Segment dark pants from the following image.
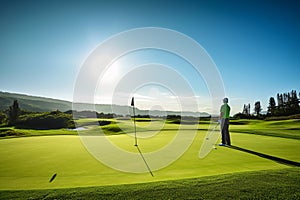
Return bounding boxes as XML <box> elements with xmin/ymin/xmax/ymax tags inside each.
<box><xmin>221</xmin><ymin>118</ymin><xmax>231</xmax><ymax>145</ymax></box>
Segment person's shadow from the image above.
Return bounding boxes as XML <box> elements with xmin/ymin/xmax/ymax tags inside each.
<box><xmin>227</xmin><ymin>145</ymin><xmax>300</xmax><ymax>167</ymax></box>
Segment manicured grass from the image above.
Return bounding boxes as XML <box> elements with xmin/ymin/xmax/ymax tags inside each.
<box><xmin>0</xmin><ymin>118</ymin><xmax>299</xmax><ymax>199</ymax></box>
<box><xmin>229</xmin><ymin>119</ymin><xmax>300</xmax><ymax>140</ymax></box>
<box><xmin>0</xmin><ymin>127</ymin><xmax>78</xmax><ymax>138</ymax></box>
<box><xmin>0</xmin><ymin>131</ymin><xmax>297</xmax><ymax>190</ymax></box>
<box><xmin>0</xmin><ymin>167</ymin><xmax>299</xmax><ymax>199</ymax></box>
<box><xmin>232</xmin><ymin>133</ymin><xmax>300</xmax><ymax>162</ymax></box>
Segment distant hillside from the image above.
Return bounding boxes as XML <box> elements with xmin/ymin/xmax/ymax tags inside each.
<box><xmin>0</xmin><ymin>91</ymin><xmax>72</xmax><ymax>112</ymax></box>
<box><xmin>0</xmin><ymin>91</ymin><xmax>210</xmax><ymax>117</ymax></box>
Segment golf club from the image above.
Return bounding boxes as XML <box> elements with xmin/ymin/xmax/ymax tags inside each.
<box><xmin>205</xmin><ymin>122</ymin><xmax>220</xmax><ymax>140</ymax></box>
<box><xmin>199</xmin><ymin>121</ymin><xmax>221</xmax><ymax>158</ymax></box>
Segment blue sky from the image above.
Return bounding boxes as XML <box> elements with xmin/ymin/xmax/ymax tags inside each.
<box><xmin>0</xmin><ymin>0</ymin><xmax>299</xmax><ymax>114</ymax></box>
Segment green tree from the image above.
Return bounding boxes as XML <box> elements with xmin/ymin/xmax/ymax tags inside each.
<box><xmin>8</xmin><ymin>100</ymin><xmax>20</xmax><ymax>125</ymax></box>
<box><xmin>242</xmin><ymin>104</ymin><xmax>247</xmax><ymax>114</ymax></box>
<box><xmin>267</xmin><ymin>97</ymin><xmax>276</xmax><ymax>116</ymax></box>
<box><xmin>254</xmin><ymin>101</ymin><xmax>262</xmax><ymax>116</ymax></box>
<box><xmin>272</xmin><ymin>90</ymin><xmax>299</xmax><ymax>116</ymax></box>
<box><xmin>290</xmin><ymin>90</ymin><xmax>299</xmax><ymax>113</ymax></box>
<box><xmin>242</xmin><ymin>104</ymin><xmax>251</xmax><ymax>116</ymax></box>
<box><xmin>277</xmin><ymin>93</ymin><xmax>284</xmax><ymax>115</ymax></box>
<box><xmin>0</xmin><ymin>112</ymin><xmax>7</xmax><ymax>125</ymax></box>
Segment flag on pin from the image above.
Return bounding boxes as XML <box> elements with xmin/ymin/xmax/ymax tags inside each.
<box><xmin>131</xmin><ymin>97</ymin><xmax>134</xmax><ymax>106</ymax></box>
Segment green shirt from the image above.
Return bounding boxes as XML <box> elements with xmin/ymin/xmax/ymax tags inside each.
<box><xmin>220</xmin><ymin>103</ymin><xmax>230</xmax><ymax>119</ymax></box>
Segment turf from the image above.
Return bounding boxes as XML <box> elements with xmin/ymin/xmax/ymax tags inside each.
<box><xmin>0</xmin><ymin>132</ymin><xmax>297</xmax><ymax>190</ymax></box>
<box><xmin>0</xmin><ymin>118</ymin><xmax>299</xmax><ymax>199</ymax></box>
<box><xmin>0</xmin><ymin>127</ymin><xmax>78</xmax><ymax>138</ymax></box>
<box><xmin>0</xmin><ymin>167</ymin><xmax>299</xmax><ymax>199</ymax></box>
<box><xmin>229</xmin><ymin>119</ymin><xmax>300</xmax><ymax>140</ymax></box>
<box><xmin>232</xmin><ymin>133</ymin><xmax>300</xmax><ymax>162</ymax></box>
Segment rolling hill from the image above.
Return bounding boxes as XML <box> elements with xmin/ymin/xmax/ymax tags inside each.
<box><xmin>0</xmin><ymin>91</ymin><xmax>210</xmax><ymax>117</ymax></box>
<box><xmin>0</xmin><ymin>91</ymin><xmax>71</xmax><ymax>112</ymax></box>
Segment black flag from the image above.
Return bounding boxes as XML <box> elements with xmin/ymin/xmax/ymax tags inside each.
<box><xmin>131</xmin><ymin>97</ymin><xmax>134</xmax><ymax>106</ymax></box>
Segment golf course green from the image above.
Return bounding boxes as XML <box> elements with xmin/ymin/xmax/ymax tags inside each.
<box><xmin>0</xmin><ymin>119</ymin><xmax>299</xmax><ymax>199</ymax></box>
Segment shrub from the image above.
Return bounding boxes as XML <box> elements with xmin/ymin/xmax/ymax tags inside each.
<box><xmin>0</xmin><ymin>112</ymin><xmax>7</xmax><ymax>125</ymax></box>
<box><xmin>15</xmin><ymin>111</ymin><xmax>75</xmax><ymax>129</ymax></box>
<box><xmin>0</xmin><ymin>128</ymin><xmax>23</xmax><ymax>137</ymax></box>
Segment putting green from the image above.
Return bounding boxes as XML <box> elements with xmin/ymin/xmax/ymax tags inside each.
<box><xmin>0</xmin><ymin>129</ymin><xmax>296</xmax><ymax>190</ymax></box>
<box><xmin>232</xmin><ymin>133</ymin><xmax>300</xmax><ymax>162</ymax></box>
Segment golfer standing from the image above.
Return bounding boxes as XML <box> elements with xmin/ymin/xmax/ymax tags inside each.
<box><xmin>219</xmin><ymin>97</ymin><xmax>231</xmax><ymax>146</ymax></box>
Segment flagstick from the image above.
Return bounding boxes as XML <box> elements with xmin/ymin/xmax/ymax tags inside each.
<box><xmin>131</xmin><ymin>97</ymin><xmax>154</xmax><ymax>177</ymax></box>
<box><xmin>133</xmin><ymin>103</ymin><xmax>138</xmax><ymax>146</ymax></box>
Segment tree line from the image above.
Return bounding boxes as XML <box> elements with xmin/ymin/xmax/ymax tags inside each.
<box><xmin>268</xmin><ymin>90</ymin><xmax>300</xmax><ymax>116</ymax></box>
<box><xmin>235</xmin><ymin>90</ymin><xmax>300</xmax><ymax>119</ymax></box>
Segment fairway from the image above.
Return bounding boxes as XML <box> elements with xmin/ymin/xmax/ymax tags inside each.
<box><xmin>1</xmin><ymin>120</ymin><xmax>299</xmax><ymax>190</ymax></box>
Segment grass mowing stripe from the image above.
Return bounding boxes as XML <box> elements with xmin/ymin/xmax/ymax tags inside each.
<box><xmin>0</xmin><ymin>167</ymin><xmax>299</xmax><ymax>199</ymax></box>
